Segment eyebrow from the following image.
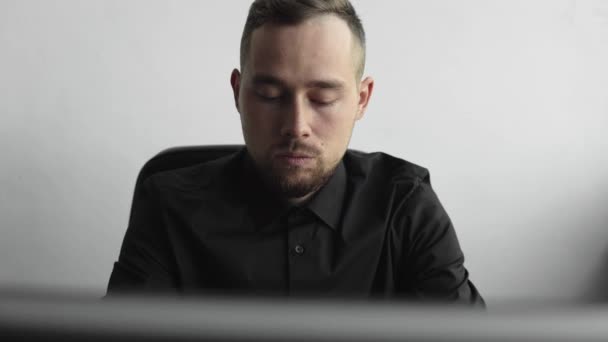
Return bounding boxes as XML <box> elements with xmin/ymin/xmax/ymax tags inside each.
<box><xmin>251</xmin><ymin>74</ymin><xmax>345</xmax><ymax>90</ymax></box>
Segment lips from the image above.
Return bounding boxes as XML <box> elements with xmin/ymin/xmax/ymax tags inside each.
<box><xmin>274</xmin><ymin>152</ymin><xmax>315</xmax><ymax>167</ymax></box>
<box><xmin>276</xmin><ymin>153</ymin><xmax>313</xmax><ymax>158</ymax></box>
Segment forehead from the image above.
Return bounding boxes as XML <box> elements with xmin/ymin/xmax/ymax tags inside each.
<box><xmin>246</xmin><ymin>15</ymin><xmax>358</xmax><ymax>84</ymax></box>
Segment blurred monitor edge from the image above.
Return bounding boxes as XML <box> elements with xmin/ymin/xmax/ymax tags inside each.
<box><xmin>2</xmin><ymin>288</ymin><xmax>608</xmax><ymax>341</ymax></box>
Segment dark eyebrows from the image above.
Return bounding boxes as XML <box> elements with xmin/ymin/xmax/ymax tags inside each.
<box><xmin>251</xmin><ymin>74</ymin><xmax>285</xmax><ymax>87</ymax></box>
<box><xmin>251</xmin><ymin>74</ymin><xmax>345</xmax><ymax>91</ymax></box>
<box><xmin>306</xmin><ymin>79</ymin><xmax>345</xmax><ymax>90</ymax></box>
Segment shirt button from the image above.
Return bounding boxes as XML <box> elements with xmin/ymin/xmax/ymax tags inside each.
<box><xmin>294</xmin><ymin>245</ymin><xmax>305</xmax><ymax>255</ymax></box>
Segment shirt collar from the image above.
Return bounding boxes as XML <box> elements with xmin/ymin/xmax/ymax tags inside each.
<box><xmin>240</xmin><ymin>150</ymin><xmax>288</xmax><ymax>229</ymax></box>
<box><xmin>240</xmin><ymin>149</ymin><xmax>347</xmax><ymax>231</ymax></box>
<box><xmin>305</xmin><ymin>160</ymin><xmax>346</xmax><ymax>231</ymax></box>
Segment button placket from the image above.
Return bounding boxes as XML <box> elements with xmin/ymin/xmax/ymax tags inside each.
<box><xmin>286</xmin><ymin>208</ymin><xmax>320</xmax><ymax>295</ymax></box>
<box><xmin>294</xmin><ymin>244</ymin><xmax>305</xmax><ymax>255</ymax></box>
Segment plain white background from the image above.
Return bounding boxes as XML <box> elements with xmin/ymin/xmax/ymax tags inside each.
<box><xmin>1</xmin><ymin>0</ymin><xmax>607</xmax><ymax>304</ymax></box>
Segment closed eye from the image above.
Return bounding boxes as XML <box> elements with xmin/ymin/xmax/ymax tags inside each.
<box><xmin>311</xmin><ymin>98</ymin><xmax>337</xmax><ymax>107</ymax></box>
<box><xmin>256</xmin><ymin>93</ymin><xmax>282</xmax><ymax>102</ymax></box>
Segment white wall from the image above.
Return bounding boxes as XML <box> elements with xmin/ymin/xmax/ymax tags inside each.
<box><xmin>1</xmin><ymin>0</ymin><xmax>607</xmax><ymax>303</ymax></box>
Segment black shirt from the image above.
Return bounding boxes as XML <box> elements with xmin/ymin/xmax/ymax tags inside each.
<box><xmin>107</xmin><ymin>148</ymin><xmax>484</xmax><ymax>305</ymax></box>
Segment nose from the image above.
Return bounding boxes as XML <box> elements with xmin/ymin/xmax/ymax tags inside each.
<box><xmin>280</xmin><ymin>96</ymin><xmax>311</xmax><ymax>139</ymax></box>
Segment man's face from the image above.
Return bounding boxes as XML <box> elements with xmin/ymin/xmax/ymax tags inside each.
<box><xmin>231</xmin><ymin>14</ymin><xmax>373</xmax><ymax>201</ymax></box>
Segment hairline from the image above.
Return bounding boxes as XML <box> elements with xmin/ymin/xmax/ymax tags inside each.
<box><xmin>240</xmin><ymin>14</ymin><xmax>366</xmax><ymax>82</ymax></box>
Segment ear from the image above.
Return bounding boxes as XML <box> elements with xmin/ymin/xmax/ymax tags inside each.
<box><xmin>355</xmin><ymin>76</ymin><xmax>374</xmax><ymax>121</ymax></box>
<box><xmin>230</xmin><ymin>68</ymin><xmax>241</xmax><ymax>113</ymax></box>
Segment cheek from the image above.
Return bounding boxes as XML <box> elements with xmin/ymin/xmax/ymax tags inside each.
<box><xmin>317</xmin><ymin>104</ymin><xmax>357</xmax><ymax>138</ymax></box>
<box><xmin>241</xmin><ymin>99</ymin><xmax>273</xmax><ymax>129</ymax></box>
<box><xmin>240</xmin><ymin>101</ymin><xmax>281</xmax><ymax>152</ymax></box>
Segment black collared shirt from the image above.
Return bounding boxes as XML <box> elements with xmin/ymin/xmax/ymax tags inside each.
<box><xmin>107</xmin><ymin>148</ymin><xmax>484</xmax><ymax>305</ymax></box>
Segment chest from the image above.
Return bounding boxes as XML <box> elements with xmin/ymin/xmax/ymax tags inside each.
<box><xmin>170</xmin><ymin>214</ymin><xmax>399</xmax><ymax>296</ymax></box>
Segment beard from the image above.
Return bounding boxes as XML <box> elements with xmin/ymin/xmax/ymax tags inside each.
<box><xmin>253</xmin><ymin>141</ymin><xmax>338</xmax><ymax>200</ymax></box>
<box><xmin>267</xmin><ymin>158</ymin><xmax>336</xmax><ymax>198</ymax></box>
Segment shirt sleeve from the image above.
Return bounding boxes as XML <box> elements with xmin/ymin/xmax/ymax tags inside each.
<box><xmin>396</xmin><ymin>175</ymin><xmax>485</xmax><ymax>307</ymax></box>
<box><xmin>106</xmin><ymin>176</ymin><xmax>178</xmax><ymax>295</ymax></box>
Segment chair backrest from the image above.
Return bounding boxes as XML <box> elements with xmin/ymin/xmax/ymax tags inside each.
<box><xmin>135</xmin><ymin>145</ymin><xmax>243</xmax><ymax>188</ymax></box>
<box><xmin>129</xmin><ymin>144</ymin><xmax>243</xmax><ymax>225</ymax></box>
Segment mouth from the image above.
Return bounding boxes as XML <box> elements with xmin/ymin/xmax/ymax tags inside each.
<box><xmin>274</xmin><ymin>153</ymin><xmax>315</xmax><ymax>167</ymax></box>
<box><xmin>276</xmin><ymin>153</ymin><xmax>314</xmax><ymax>158</ymax></box>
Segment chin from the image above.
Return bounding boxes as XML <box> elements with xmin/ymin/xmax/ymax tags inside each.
<box><xmin>278</xmin><ymin>178</ymin><xmax>323</xmax><ymax>199</ymax></box>
<box><xmin>273</xmin><ymin>164</ymin><xmax>335</xmax><ymax>199</ymax></box>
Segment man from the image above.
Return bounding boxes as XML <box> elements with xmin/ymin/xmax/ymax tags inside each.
<box><xmin>108</xmin><ymin>0</ymin><xmax>484</xmax><ymax>305</ymax></box>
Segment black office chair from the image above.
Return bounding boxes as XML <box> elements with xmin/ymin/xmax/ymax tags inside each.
<box><xmin>128</xmin><ymin>144</ymin><xmax>244</xmax><ymax>227</ymax></box>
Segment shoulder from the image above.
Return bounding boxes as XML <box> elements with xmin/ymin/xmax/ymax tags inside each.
<box><xmin>343</xmin><ymin>151</ymin><xmax>456</xmax><ymax>247</ymax></box>
<box><xmin>339</xmin><ymin>150</ymin><xmax>447</xmax><ymax>244</ymax></box>
<box><xmin>343</xmin><ymin>149</ymin><xmax>430</xmax><ymax>187</ymax></box>
<box><xmin>342</xmin><ymin>149</ymin><xmax>444</xmax><ymax>219</ymax></box>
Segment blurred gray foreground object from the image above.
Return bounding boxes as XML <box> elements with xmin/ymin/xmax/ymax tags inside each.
<box><xmin>1</xmin><ymin>290</ymin><xmax>608</xmax><ymax>341</ymax></box>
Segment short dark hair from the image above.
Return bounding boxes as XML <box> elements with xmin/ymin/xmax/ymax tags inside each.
<box><xmin>240</xmin><ymin>0</ymin><xmax>366</xmax><ymax>79</ymax></box>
